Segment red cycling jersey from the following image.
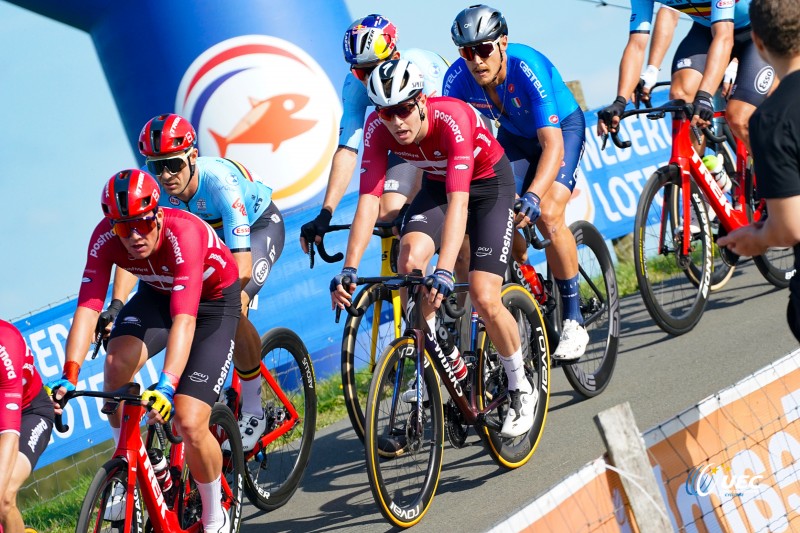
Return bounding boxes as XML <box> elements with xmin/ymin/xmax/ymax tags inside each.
<box><xmin>79</xmin><ymin>208</ymin><xmax>240</xmax><ymax>318</ymax></box>
<box><xmin>360</xmin><ymin>96</ymin><xmax>505</xmax><ymax>195</ymax></box>
<box><xmin>0</xmin><ymin>319</ymin><xmax>42</xmax><ymax>435</ymax></box>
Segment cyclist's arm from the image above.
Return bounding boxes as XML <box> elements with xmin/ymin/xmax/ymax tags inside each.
<box><xmin>718</xmin><ymin>196</ymin><xmax>800</xmax><ymax>255</ymax></box>
<box><xmin>343</xmin><ymin>193</ymin><xmax>381</xmax><ymax>270</ymax></box>
<box><xmin>111</xmin><ymin>266</ymin><xmax>138</xmax><ymax>301</ymax></box>
<box><xmin>697</xmin><ymin>21</ymin><xmax>735</xmax><ymax>96</ymax></box>
<box><xmin>0</xmin><ymin>432</ymin><xmax>20</xmax><ymax>496</ymax></box>
<box><xmin>437</xmin><ymin>191</ymin><xmax>469</xmax><ymax>272</ymax></box>
<box><xmin>162</xmin><ymin>314</ymin><xmax>196</xmax><ymax>384</ymax></box>
<box><xmin>617</xmin><ymin>33</ymin><xmax>650</xmax><ymax>101</ymax></box>
<box><xmin>527</xmin><ymin>127</ymin><xmax>565</xmax><ymax>199</ymax></box>
<box><xmin>64</xmin><ymin>306</ymin><xmax>102</xmax><ymax>370</ymax></box>
<box><xmin>647</xmin><ymin>7</ymin><xmax>680</xmax><ymax>73</ymax></box>
<box><xmin>321</xmin><ymin>147</ymin><xmax>359</xmax><ymax>214</ymax></box>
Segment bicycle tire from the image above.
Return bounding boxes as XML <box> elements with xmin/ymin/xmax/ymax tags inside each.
<box><xmin>341</xmin><ymin>283</ymin><xmax>397</xmax><ymax>443</ymax></box>
<box><xmin>364</xmin><ymin>336</ymin><xmax>444</xmax><ymax>528</ymax></box>
<box><xmin>561</xmin><ymin>221</ymin><xmax>620</xmax><ymax>397</ymax></box>
<box><xmin>201</xmin><ymin>403</ymin><xmax>245</xmax><ymax>532</ymax></box>
<box><xmin>242</xmin><ymin>327</ymin><xmax>316</xmax><ymax>511</ymax></box>
<box><xmin>634</xmin><ymin>165</ymin><xmax>712</xmax><ymax>335</ymax></box>
<box><xmin>476</xmin><ymin>284</ymin><xmax>549</xmax><ymax>468</ymax></box>
<box><xmin>76</xmin><ymin>457</ymin><xmax>143</xmax><ymax>533</ymax></box>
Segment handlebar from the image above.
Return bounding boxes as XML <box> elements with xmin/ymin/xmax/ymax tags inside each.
<box><xmin>520</xmin><ymin>224</ymin><xmax>552</xmax><ymax>250</ymax></box>
<box><xmin>309</xmin><ymin>222</ymin><xmax>396</xmax><ymax>268</ymax></box>
<box><xmin>54</xmin><ymin>383</ymin><xmax>182</xmax><ymax>444</ymax></box>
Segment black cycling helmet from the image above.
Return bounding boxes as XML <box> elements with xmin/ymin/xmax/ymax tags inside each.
<box><xmin>451</xmin><ymin>4</ymin><xmax>508</xmax><ymax>47</ymax></box>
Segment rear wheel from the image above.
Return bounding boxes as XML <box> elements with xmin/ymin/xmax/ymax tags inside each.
<box><xmin>747</xmin><ymin>171</ymin><xmax>796</xmax><ymax>288</ymax></box>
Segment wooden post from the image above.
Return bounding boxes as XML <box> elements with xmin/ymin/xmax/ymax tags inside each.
<box><xmin>594</xmin><ymin>402</ymin><xmax>673</xmax><ymax>532</ymax></box>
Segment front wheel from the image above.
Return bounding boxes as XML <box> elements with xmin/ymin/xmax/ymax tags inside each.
<box><xmin>76</xmin><ymin>458</ymin><xmax>142</xmax><ymax>532</ymax></box>
<box><xmin>203</xmin><ymin>403</ymin><xmax>245</xmax><ymax>532</ymax></box>
<box><xmin>364</xmin><ymin>336</ymin><xmax>444</xmax><ymax>529</ymax></box>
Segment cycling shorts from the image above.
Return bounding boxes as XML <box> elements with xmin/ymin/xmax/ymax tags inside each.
<box><xmin>672</xmin><ymin>23</ymin><xmax>775</xmax><ymax>107</ymax></box>
<box><xmin>497</xmin><ymin>108</ymin><xmax>586</xmax><ymax>195</ymax></box>
<box><xmin>401</xmin><ymin>155</ymin><xmax>516</xmax><ymax>278</ymax></box>
<box><xmin>110</xmin><ymin>282</ymin><xmax>241</xmax><ymax>406</ymax></box>
<box><xmin>243</xmin><ymin>201</ymin><xmax>285</xmax><ymax>300</ymax></box>
<box><xmin>384</xmin><ymin>152</ymin><xmax>420</xmax><ymax>198</ymax></box>
<box><xmin>19</xmin><ymin>387</ymin><xmax>54</xmax><ymax>470</ymax></box>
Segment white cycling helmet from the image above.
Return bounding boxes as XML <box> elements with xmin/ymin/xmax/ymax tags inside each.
<box><xmin>366</xmin><ymin>58</ymin><xmax>424</xmax><ymax>107</ymax></box>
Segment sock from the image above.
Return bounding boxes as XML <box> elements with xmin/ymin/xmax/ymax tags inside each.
<box><xmin>111</xmin><ymin>426</ymin><xmax>121</xmax><ymax>446</ymax></box>
<box><xmin>426</xmin><ymin>316</ymin><xmax>436</xmax><ymax>336</ymax></box>
<box><xmin>197</xmin><ymin>475</ymin><xmax>224</xmax><ymax>529</ymax></box>
<box><xmin>236</xmin><ymin>366</ymin><xmax>263</xmax><ymax>417</ymax></box>
<box><xmin>556</xmin><ymin>275</ymin><xmax>583</xmax><ymax>324</ymax></box>
<box><xmin>498</xmin><ymin>348</ymin><xmax>531</xmax><ymax>393</ymax></box>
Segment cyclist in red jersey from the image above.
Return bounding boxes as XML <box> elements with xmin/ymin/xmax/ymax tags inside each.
<box><xmin>330</xmin><ymin>59</ymin><xmax>535</xmax><ymax>438</ymax></box>
<box><xmin>0</xmin><ymin>320</ymin><xmax>53</xmax><ymax>533</ymax></box>
<box><xmin>46</xmin><ymin>170</ymin><xmax>240</xmax><ymax>533</ymax></box>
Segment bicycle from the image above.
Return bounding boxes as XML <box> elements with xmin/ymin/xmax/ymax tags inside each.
<box><xmin>506</xmin><ymin>220</ymin><xmax>620</xmax><ymax>397</ymax></box>
<box><xmin>607</xmin><ymin>95</ymin><xmax>795</xmax><ymax>335</ymax></box>
<box><xmin>223</xmin><ymin>327</ymin><xmax>317</xmax><ymax>511</ymax></box>
<box><xmin>55</xmin><ymin>383</ymin><xmax>244</xmax><ymax>532</ymax></box>
<box><xmin>349</xmin><ymin>272</ymin><xmax>549</xmax><ymax>528</ymax></box>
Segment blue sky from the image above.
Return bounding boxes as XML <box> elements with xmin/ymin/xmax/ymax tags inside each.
<box><xmin>0</xmin><ymin>0</ymin><xmax>691</xmax><ymax>319</ymax></box>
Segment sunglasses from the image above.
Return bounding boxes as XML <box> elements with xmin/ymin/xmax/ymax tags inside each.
<box><xmin>146</xmin><ymin>151</ymin><xmax>190</xmax><ymax>176</ymax></box>
<box><xmin>376</xmin><ymin>100</ymin><xmax>418</xmax><ymax>121</ymax></box>
<box><xmin>110</xmin><ymin>211</ymin><xmax>159</xmax><ymax>238</ymax></box>
<box><xmin>458</xmin><ymin>39</ymin><xmax>499</xmax><ymax>61</ymax></box>
<box><xmin>350</xmin><ymin>62</ymin><xmax>380</xmax><ymax>82</ymax></box>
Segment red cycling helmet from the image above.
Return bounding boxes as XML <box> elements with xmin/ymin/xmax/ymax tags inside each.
<box><xmin>138</xmin><ymin>114</ymin><xmax>197</xmax><ymax>157</ymax></box>
<box><xmin>101</xmin><ymin>169</ymin><xmax>161</xmax><ymax>220</ymax></box>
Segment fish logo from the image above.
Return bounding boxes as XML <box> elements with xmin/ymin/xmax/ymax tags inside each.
<box><xmin>177</xmin><ymin>35</ymin><xmax>341</xmax><ymax>210</ymax></box>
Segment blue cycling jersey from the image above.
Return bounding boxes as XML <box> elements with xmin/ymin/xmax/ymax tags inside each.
<box><xmin>156</xmin><ymin>157</ymin><xmax>273</xmax><ymax>253</ymax></box>
<box><xmin>338</xmin><ymin>48</ymin><xmax>448</xmax><ymax>151</ymax></box>
<box><xmin>630</xmin><ymin>0</ymin><xmax>751</xmax><ymax>32</ymax></box>
<box><xmin>442</xmin><ymin>43</ymin><xmax>580</xmax><ymax>139</ymax></box>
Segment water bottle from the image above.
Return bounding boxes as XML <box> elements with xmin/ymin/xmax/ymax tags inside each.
<box><xmin>520</xmin><ymin>263</ymin><xmax>546</xmax><ymax>303</ymax></box>
<box><xmin>436</xmin><ymin>323</ymin><xmax>468</xmax><ymax>382</ymax></box>
<box><xmin>702</xmin><ymin>155</ymin><xmax>732</xmax><ymax>193</ymax></box>
<box><xmin>147</xmin><ymin>448</ymin><xmax>174</xmax><ymax>500</ymax></box>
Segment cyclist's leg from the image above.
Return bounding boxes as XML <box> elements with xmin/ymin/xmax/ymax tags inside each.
<box><xmin>670</xmin><ymin>23</ymin><xmax>708</xmax><ymax>153</ymax></box>
<box><xmin>378</xmin><ymin>156</ymin><xmax>421</xmax><ymax>221</ymax></box>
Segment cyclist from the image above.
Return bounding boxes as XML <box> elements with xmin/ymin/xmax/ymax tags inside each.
<box><xmin>0</xmin><ymin>320</ymin><xmax>53</xmax><ymax>533</ymax></box>
<box><xmin>103</xmin><ymin>113</ymin><xmax>284</xmax><ymax>453</ymax></box>
<box><xmin>47</xmin><ymin>170</ymin><xmax>240</xmax><ymax>533</ymax></box>
<box><xmin>330</xmin><ymin>59</ymin><xmax>535</xmax><ymax>438</ymax></box>
<box><xmin>299</xmin><ymin>13</ymin><xmax>448</xmax><ymax>251</ymax></box>
<box><xmin>597</xmin><ymin>0</ymin><xmax>775</xmax><ymax>152</ymax></box>
<box><xmin>443</xmin><ymin>4</ymin><xmax>589</xmax><ymax>362</ymax></box>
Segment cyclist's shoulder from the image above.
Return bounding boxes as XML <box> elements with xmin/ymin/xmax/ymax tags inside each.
<box><xmin>507</xmin><ymin>43</ymin><xmax>551</xmax><ymax>69</ymax></box>
<box><xmin>0</xmin><ymin>319</ymin><xmax>25</xmax><ymax>360</ymax></box>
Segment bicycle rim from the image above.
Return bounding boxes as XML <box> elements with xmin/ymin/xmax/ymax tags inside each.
<box><xmin>365</xmin><ymin>336</ymin><xmax>444</xmax><ymax>528</ymax></box>
<box><xmin>76</xmin><ymin>458</ymin><xmax>142</xmax><ymax>533</ymax></box>
<box><xmin>477</xmin><ymin>284</ymin><xmax>549</xmax><ymax>468</ymax></box>
<box><xmin>561</xmin><ymin>221</ymin><xmax>620</xmax><ymax>397</ymax></box>
<box><xmin>634</xmin><ymin>167</ymin><xmax>712</xmax><ymax>335</ymax></box>
<box><xmin>342</xmin><ymin>283</ymin><xmax>397</xmax><ymax>442</ymax></box>
<box><xmin>202</xmin><ymin>404</ymin><xmax>244</xmax><ymax>532</ymax></box>
<box><xmin>747</xmin><ymin>172</ymin><xmax>796</xmax><ymax>288</ymax></box>
<box><xmin>243</xmin><ymin>327</ymin><xmax>317</xmax><ymax>511</ymax></box>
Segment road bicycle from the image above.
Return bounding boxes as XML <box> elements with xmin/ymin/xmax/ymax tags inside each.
<box><xmin>506</xmin><ymin>220</ymin><xmax>620</xmax><ymax>397</ymax></box>
<box><xmin>346</xmin><ymin>272</ymin><xmax>549</xmax><ymax>528</ymax></box>
<box><xmin>607</xmin><ymin>94</ymin><xmax>795</xmax><ymax>335</ymax></box>
<box><xmin>222</xmin><ymin>327</ymin><xmax>316</xmax><ymax>511</ymax></box>
<box><xmin>56</xmin><ymin>383</ymin><xmax>244</xmax><ymax>532</ymax></box>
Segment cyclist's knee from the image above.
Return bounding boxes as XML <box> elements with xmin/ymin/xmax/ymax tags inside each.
<box><xmin>725</xmin><ymin>101</ymin><xmax>755</xmax><ymax>148</ymax></box>
<box><xmin>0</xmin><ymin>490</ymin><xmax>18</xmax><ymax>521</ymax></box>
<box><xmin>173</xmin><ymin>405</ymin><xmax>211</xmax><ymax>446</ymax></box>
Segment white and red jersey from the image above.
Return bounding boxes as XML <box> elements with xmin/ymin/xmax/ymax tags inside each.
<box><xmin>78</xmin><ymin>208</ymin><xmax>240</xmax><ymax>318</ymax></box>
<box><xmin>360</xmin><ymin>96</ymin><xmax>506</xmax><ymax>195</ymax></box>
<box><xmin>0</xmin><ymin>319</ymin><xmax>42</xmax><ymax>435</ymax></box>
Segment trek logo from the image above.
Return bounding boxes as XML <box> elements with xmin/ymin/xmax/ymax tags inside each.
<box><xmin>89</xmin><ymin>230</ymin><xmax>115</xmax><ymax>258</ymax></box>
<box><xmin>165</xmin><ymin>229</ymin><xmax>185</xmax><ymax>264</ymax></box>
<box><xmin>692</xmin><ymin>151</ymin><xmax>732</xmax><ymax>218</ymax></box>
<box><xmin>0</xmin><ymin>345</ymin><xmax>16</xmax><ymax>380</ymax></box>
<box><xmin>135</xmin><ymin>172</ymin><xmax>145</xmax><ymax>196</ymax></box>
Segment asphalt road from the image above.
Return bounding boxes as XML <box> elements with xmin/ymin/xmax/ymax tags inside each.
<box><xmin>241</xmin><ymin>260</ymin><xmax>798</xmax><ymax>533</ymax></box>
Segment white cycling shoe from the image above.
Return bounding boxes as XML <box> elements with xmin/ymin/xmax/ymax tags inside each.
<box><xmin>204</xmin><ymin>510</ymin><xmax>230</xmax><ymax>533</ymax></box>
<box><xmin>500</xmin><ymin>386</ymin><xmax>538</xmax><ymax>438</ymax></box>
<box><xmin>103</xmin><ymin>482</ymin><xmax>126</xmax><ymax>522</ymax></box>
<box><xmin>401</xmin><ymin>378</ymin><xmax>429</xmax><ymax>404</ymax></box>
<box><xmin>238</xmin><ymin>411</ymin><xmax>267</xmax><ymax>453</ymax></box>
<box><xmin>552</xmin><ymin>319</ymin><xmax>589</xmax><ymax>363</ymax></box>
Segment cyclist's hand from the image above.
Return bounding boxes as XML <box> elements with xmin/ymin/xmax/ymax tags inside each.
<box><xmin>516</xmin><ymin>192</ymin><xmax>541</xmax><ymax>226</ymax></box>
<box><xmin>299</xmin><ymin>208</ymin><xmax>332</xmax><ymax>253</ymax></box>
<box><xmin>330</xmin><ymin>267</ymin><xmax>357</xmax><ymax>310</ymax></box>
<box><xmin>692</xmin><ymin>90</ymin><xmax>714</xmax><ymax>128</ymax></box>
<box><xmin>96</xmin><ymin>298</ymin><xmax>124</xmax><ymax>342</ymax></box>
<box><xmin>596</xmin><ymin>96</ymin><xmax>627</xmax><ymax>136</ymax></box>
<box><xmin>45</xmin><ymin>361</ymin><xmax>80</xmax><ymax>414</ymax></box>
<box><xmin>721</xmin><ymin>60</ymin><xmax>738</xmax><ymax>98</ymax></box>
<box><xmin>142</xmin><ymin>372</ymin><xmax>178</xmax><ymax>423</ymax></box>
<box><xmin>425</xmin><ymin>269</ymin><xmax>455</xmax><ymax>305</ymax></box>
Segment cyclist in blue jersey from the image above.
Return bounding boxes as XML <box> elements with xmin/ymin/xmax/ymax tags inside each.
<box><xmin>443</xmin><ymin>4</ymin><xmax>589</xmax><ymax>362</ymax></box>
<box><xmin>299</xmin><ymin>14</ymin><xmax>449</xmax><ymax>251</ymax></box>
<box><xmin>105</xmin><ymin>113</ymin><xmax>285</xmax><ymax>452</ymax></box>
<box><xmin>598</xmin><ymin>0</ymin><xmax>775</xmax><ymax>151</ymax></box>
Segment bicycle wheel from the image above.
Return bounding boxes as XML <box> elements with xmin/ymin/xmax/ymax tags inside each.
<box><xmin>342</xmin><ymin>283</ymin><xmax>398</xmax><ymax>442</ymax></box>
<box><xmin>746</xmin><ymin>171</ymin><xmax>796</xmax><ymax>288</ymax></box>
<box><xmin>634</xmin><ymin>165</ymin><xmax>713</xmax><ymax>335</ymax></box>
<box><xmin>364</xmin><ymin>336</ymin><xmax>444</xmax><ymax>528</ymax></box>
<box><xmin>76</xmin><ymin>458</ymin><xmax>142</xmax><ymax>532</ymax></box>
<box><xmin>243</xmin><ymin>327</ymin><xmax>317</xmax><ymax>511</ymax></box>
<box><xmin>477</xmin><ymin>284</ymin><xmax>549</xmax><ymax>468</ymax></box>
<box><xmin>560</xmin><ymin>221</ymin><xmax>620</xmax><ymax>397</ymax></box>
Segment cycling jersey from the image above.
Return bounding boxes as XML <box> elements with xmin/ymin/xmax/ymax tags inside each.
<box><xmin>157</xmin><ymin>157</ymin><xmax>273</xmax><ymax>253</ymax></box>
<box><xmin>630</xmin><ymin>0</ymin><xmax>752</xmax><ymax>32</ymax></box>
<box><xmin>360</xmin><ymin>96</ymin><xmax>506</xmax><ymax>195</ymax></box>
<box><xmin>339</xmin><ymin>48</ymin><xmax>449</xmax><ymax>151</ymax></box>
<box><xmin>443</xmin><ymin>43</ymin><xmax>580</xmax><ymax>138</ymax></box>
<box><xmin>0</xmin><ymin>319</ymin><xmax>43</xmax><ymax>435</ymax></box>
<box><xmin>79</xmin><ymin>208</ymin><xmax>240</xmax><ymax>317</ymax></box>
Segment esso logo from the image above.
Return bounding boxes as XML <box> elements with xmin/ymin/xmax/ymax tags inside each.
<box><xmin>716</xmin><ymin>0</ymin><xmax>734</xmax><ymax>7</ymax></box>
<box><xmin>754</xmin><ymin>66</ymin><xmax>774</xmax><ymax>95</ymax></box>
<box><xmin>177</xmin><ymin>35</ymin><xmax>342</xmax><ymax>210</ymax></box>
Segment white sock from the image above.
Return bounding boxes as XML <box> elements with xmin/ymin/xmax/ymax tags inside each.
<box><xmin>239</xmin><ymin>376</ymin><xmax>263</xmax><ymax>417</ymax></box>
<box><xmin>111</xmin><ymin>426</ymin><xmax>121</xmax><ymax>446</ymax></box>
<box><xmin>197</xmin><ymin>475</ymin><xmax>224</xmax><ymax>528</ymax></box>
<box><xmin>499</xmin><ymin>348</ymin><xmax>531</xmax><ymax>393</ymax></box>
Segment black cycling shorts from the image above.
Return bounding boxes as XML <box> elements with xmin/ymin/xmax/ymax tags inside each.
<box><xmin>244</xmin><ymin>201</ymin><xmax>285</xmax><ymax>300</ymax></box>
<box><xmin>401</xmin><ymin>155</ymin><xmax>516</xmax><ymax>277</ymax></box>
<box><xmin>110</xmin><ymin>282</ymin><xmax>241</xmax><ymax>406</ymax></box>
<box><xmin>19</xmin><ymin>387</ymin><xmax>54</xmax><ymax>470</ymax></box>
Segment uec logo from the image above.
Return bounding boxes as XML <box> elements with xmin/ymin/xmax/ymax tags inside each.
<box><xmin>685</xmin><ymin>463</ymin><xmax>764</xmax><ymax>497</ymax></box>
<box><xmin>177</xmin><ymin>35</ymin><xmax>342</xmax><ymax>210</ymax></box>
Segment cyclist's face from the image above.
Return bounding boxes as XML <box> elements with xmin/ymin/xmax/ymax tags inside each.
<box><xmin>115</xmin><ymin>209</ymin><xmax>163</xmax><ymax>260</ymax></box>
<box><xmin>147</xmin><ymin>148</ymin><xmax>196</xmax><ymax>200</ymax></box>
<box><xmin>463</xmin><ymin>36</ymin><xmax>507</xmax><ymax>87</ymax></box>
<box><xmin>378</xmin><ymin>95</ymin><xmax>427</xmax><ymax>145</ymax></box>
